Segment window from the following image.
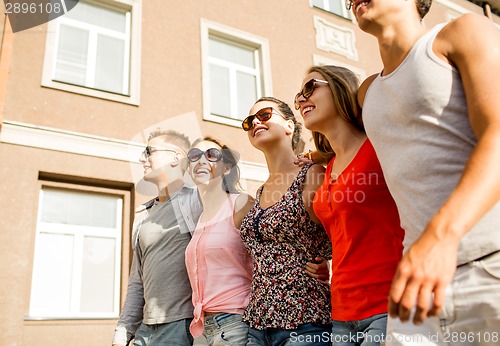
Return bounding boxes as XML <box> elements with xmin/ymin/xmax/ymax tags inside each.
<box><xmin>29</xmin><ymin>187</ymin><xmax>123</xmax><ymax>318</ymax></box>
<box><xmin>201</xmin><ymin>19</ymin><xmax>272</xmax><ymax>128</ymax></box>
<box><xmin>42</xmin><ymin>0</ymin><xmax>141</xmax><ymax>105</ymax></box>
<box><xmin>312</xmin><ymin>0</ymin><xmax>352</xmax><ymax>19</ymax></box>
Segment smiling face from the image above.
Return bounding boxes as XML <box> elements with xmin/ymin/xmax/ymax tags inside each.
<box><xmin>188</xmin><ymin>140</ymin><xmax>227</xmax><ymax>186</ymax></box>
<box><xmin>296</xmin><ymin>72</ymin><xmax>338</xmax><ymax>133</ymax></box>
<box><xmin>139</xmin><ymin>136</ymin><xmax>181</xmax><ymax>184</ymax></box>
<box><xmin>246</xmin><ymin>100</ymin><xmax>295</xmax><ymax>151</ymax></box>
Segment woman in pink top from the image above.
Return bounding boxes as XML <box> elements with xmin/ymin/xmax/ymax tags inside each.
<box><xmin>185</xmin><ymin>137</ymin><xmax>254</xmax><ymax>345</ymax></box>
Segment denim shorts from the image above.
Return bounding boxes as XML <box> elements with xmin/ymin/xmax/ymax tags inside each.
<box><xmin>133</xmin><ymin>318</ymin><xmax>193</xmax><ymax>346</ymax></box>
<box><xmin>203</xmin><ymin>312</ymin><xmax>249</xmax><ymax>346</ymax></box>
<box><xmin>247</xmin><ymin>323</ymin><xmax>332</xmax><ymax>346</ymax></box>
<box><xmin>331</xmin><ymin>313</ymin><xmax>387</xmax><ymax>346</ymax></box>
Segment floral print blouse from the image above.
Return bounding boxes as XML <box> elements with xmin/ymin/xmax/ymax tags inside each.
<box><xmin>240</xmin><ymin>164</ymin><xmax>332</xmax><ymax>330</ymax></box>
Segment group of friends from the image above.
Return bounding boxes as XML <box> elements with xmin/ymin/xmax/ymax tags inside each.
<box><xmin>112</xmin><ymin>1</ymin><xmax>500</xmax><ymax>345</ymax></box>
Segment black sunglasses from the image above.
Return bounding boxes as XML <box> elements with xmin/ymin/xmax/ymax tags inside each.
<box><xmin>294</xmin><ymin>79</ymin><xmax>329</xmax><ymax>110</ymax></box>
<box><xmin>142</xmin><ymin>146</ymin><xmax>177</xmax><ymax>159</ymax></box>
<box><xmin>187</xmin><ymin>147</ymin><xmax>223</xmax><ymax>162</ymax></box>
<box><xmin>241</xmin><ymin>107</ymin><xmax>285</xmax><ymax>131</ymax></box>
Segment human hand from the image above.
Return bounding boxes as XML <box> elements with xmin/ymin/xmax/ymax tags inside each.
<box><xmin>294</xmin><ymin>151</ymin><xmax>314</xmax><ymax>167</ymax></box>
<box><xmin>388</xmin><ymin>227</ymin><xmax>459</xmax><ymax>324</ymax></box>
<box><xmin>305</xmin><ymin>256</ymin><xmax>330</xmax><ymax>284</ymax></box>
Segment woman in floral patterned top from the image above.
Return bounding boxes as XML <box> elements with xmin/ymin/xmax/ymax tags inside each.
<box><xmin>240</xmin><ymin>97</ymin><xmax>332</xmax><ymax>346</ymax></box>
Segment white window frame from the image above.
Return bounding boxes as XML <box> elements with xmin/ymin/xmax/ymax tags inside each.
<box><xmin>200</xmin><ymin>19</ymin><xmax>272</xmax><ymax>128</ymax></box>
<box><xmin>29</xmin><ymin>185</ymin><xmax>124</xmax><ymax>319</ymax></box>
<box><xmin>41</xmin><ymin>0</ymin><xmax>142</xmax><ymax>105</ymax></box>
<box><xmin>310</xmin><ymin>0</ymin><xmax>353</xmax><ymax>20</ymax></box>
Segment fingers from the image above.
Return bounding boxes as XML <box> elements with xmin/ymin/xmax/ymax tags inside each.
<box><xmin>413</xmin><ymin>283</ymin><xmax>433</xmax><ymax>324</ymax></box>
<box><xmin>305</xmin><ymin>257</ymin><xmax>330</xmax><ymax>282</ymax></box>
<box><xmin>389</xmin><ymin>263</ymin><xmax>445</xmax><ymax>324</ymax></box>
<box><xmin>294</xmin><ymin>153</ymin><xmax>313</xmax><ymax>166</ymax></box>
<box><xmin>388</xmin><ymin>265</ymin><xmax>408</xmax><ymax>319</ymax></box>
<box><xmin>427</xmin><ymin>284</ymin><xmax>446</xmax><ymax>318</ymax></box>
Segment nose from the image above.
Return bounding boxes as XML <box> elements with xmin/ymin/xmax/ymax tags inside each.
<box><xmin>251</xmin><ymin>115</ymin><xmax>261</xmax><ymax>127</ymax></box>
<box><xmin>295</xmin><ymin>93</ymin><xmax>306</xmax><ymax>110</ymax></box>
<box><xmin>139</xmin><ymin>152</ymin><xmax>147</xmax><ymax>163</ymax></box>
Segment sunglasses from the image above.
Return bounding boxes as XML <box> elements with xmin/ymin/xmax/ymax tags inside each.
<box><xmin>241</xmin><ymin>107</ymin><xmax>285</xmax><ymax>131</ymax></box>
<box><xmin>141</xmin><ymin>146</ymin><xmax>177</xmax><ymax>159</ymax></box>
<box><xmin>187</xmin><ymin>147</ymin><xmax>223</xmax><ymax>162</ymax></box>
<box><xmin>294</xmin><ymin>78</ymin><xmax>329</xmax><ymax>110</ymax></box>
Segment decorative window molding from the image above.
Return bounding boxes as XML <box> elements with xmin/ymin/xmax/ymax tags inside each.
<box><xmin>314</xmin><ymin>15</ymin><xmax>358</xmax><ymax>61</ymax></box>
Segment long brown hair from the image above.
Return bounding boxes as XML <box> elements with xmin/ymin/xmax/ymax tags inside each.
<box><xmin>307</xmin><ymin>65</ymin><xmax>363</xmax><ymax>159</ymax></box>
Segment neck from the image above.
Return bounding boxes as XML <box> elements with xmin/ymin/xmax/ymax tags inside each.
<box><xmin>157</xmin><ymin>178</ymin><xmax>184</xmax><ymax>202</ymax></box>
<box><xmin>377</xmin><ymin>20</ymin><xmax>428</xmax><ymax>75</ymax></box>
<box><xmin>197</xmin><ymin>180</ymin><xmax>229</xmax><ymax>217</ymax></box>
<box><xmin>321</xmin><ymin>117</ymin><xmax>366</xmax><ymax>158</ymax></box>
<box><xmin>197</xmin><ymin>178</ymin><xmax>228</xmax><ymax>206</ymax></box>
<box><xmin>262</xmin><ymin>145</ymin><xmax>298</xmax><ymax>175</ymax></box>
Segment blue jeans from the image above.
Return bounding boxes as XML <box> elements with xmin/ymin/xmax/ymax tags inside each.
<box><xmin>203</xmin><ymin>313</ymin><xmax>249</xmax><ymax>345</ymax></box>
<box><xmin>331</xmin><ymin>313</ymin><xmax>387</xmax><ymax>346</ymax></box>
<box><xmin>133</xmin><ymin>318</ymin><xmax>193</xmax><ymax>346</ymax></box>
<box><xmin>247</xmin><ymin>323</ymin><xmax>332</xmax><ymax>346</ymax></box>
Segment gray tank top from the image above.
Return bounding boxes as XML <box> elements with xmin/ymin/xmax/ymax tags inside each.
<box><xmin>363</xmin><ymin>24</ymin><xmax>500</xmax><ymax>265</ymax></box>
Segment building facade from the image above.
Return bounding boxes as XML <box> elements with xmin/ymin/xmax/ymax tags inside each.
<box><xmin>0</xmin><ymin>0</ymin><xmax>498</xmax><ymax>345</ymax></box>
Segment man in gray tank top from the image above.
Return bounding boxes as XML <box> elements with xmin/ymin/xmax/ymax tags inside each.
<box><xmin>112</xmin><ymin>130</ymin><xmax>202</xmax><ymax>346</ymax></box>
<box><xmin>351</xmin><ymin>0</ymin><xmax>500</xmax><ymax>344</ymax></box>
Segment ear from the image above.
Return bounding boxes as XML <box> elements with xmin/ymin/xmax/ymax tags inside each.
<box><xmin>223</xmin><ymin>164</ymin><xmax>232</xmax><ymax>176</ymax></box>
<box><xmin>285</xmin><ymin>119</ymin><xmax>295</xmax><ymax>136</ymax></box>
<box><xmin>170</xmin><ymin>152</ymin><xmax>182</xmax><ymax>167</ymax></box>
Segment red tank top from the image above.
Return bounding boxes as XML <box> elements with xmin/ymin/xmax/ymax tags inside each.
<box><xmin>313</xmin><ymin>139</ymin><xmax>404</xmax><ymax>321</ymax></box>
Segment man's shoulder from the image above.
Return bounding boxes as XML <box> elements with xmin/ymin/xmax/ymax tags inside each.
<box><xmin>436</xmin><ymin>14</ymin><xmax>492</xmax><ymax>47</ymax></box>
<box><xmin>135</xmin><ymin>197</ymin><xmax>157</xmax><ymax>213</ymax></box>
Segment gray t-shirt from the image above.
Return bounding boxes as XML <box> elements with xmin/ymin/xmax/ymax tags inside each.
<box><xmin>139</xmin><ymin>198</ymin><xmax>193</xmax><ymax>324</ymax></box>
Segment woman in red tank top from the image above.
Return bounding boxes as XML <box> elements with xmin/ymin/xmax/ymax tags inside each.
<box><xmin>295</xmin><ymin>65</ymin><xmax>404</xmax><ymax>345</ymax></box>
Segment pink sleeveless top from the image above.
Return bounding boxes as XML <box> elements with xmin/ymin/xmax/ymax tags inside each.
<box><xmin>185</xmin><ymin>193</ymin><xmax>253</xmax><ymax>337</ymax></box>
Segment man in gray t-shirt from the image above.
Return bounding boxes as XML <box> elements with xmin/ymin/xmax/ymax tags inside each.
<box><xmin>112</xmin><ymin>130</ymin><xmax>202</xmax><ymax>346</ymax></box>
